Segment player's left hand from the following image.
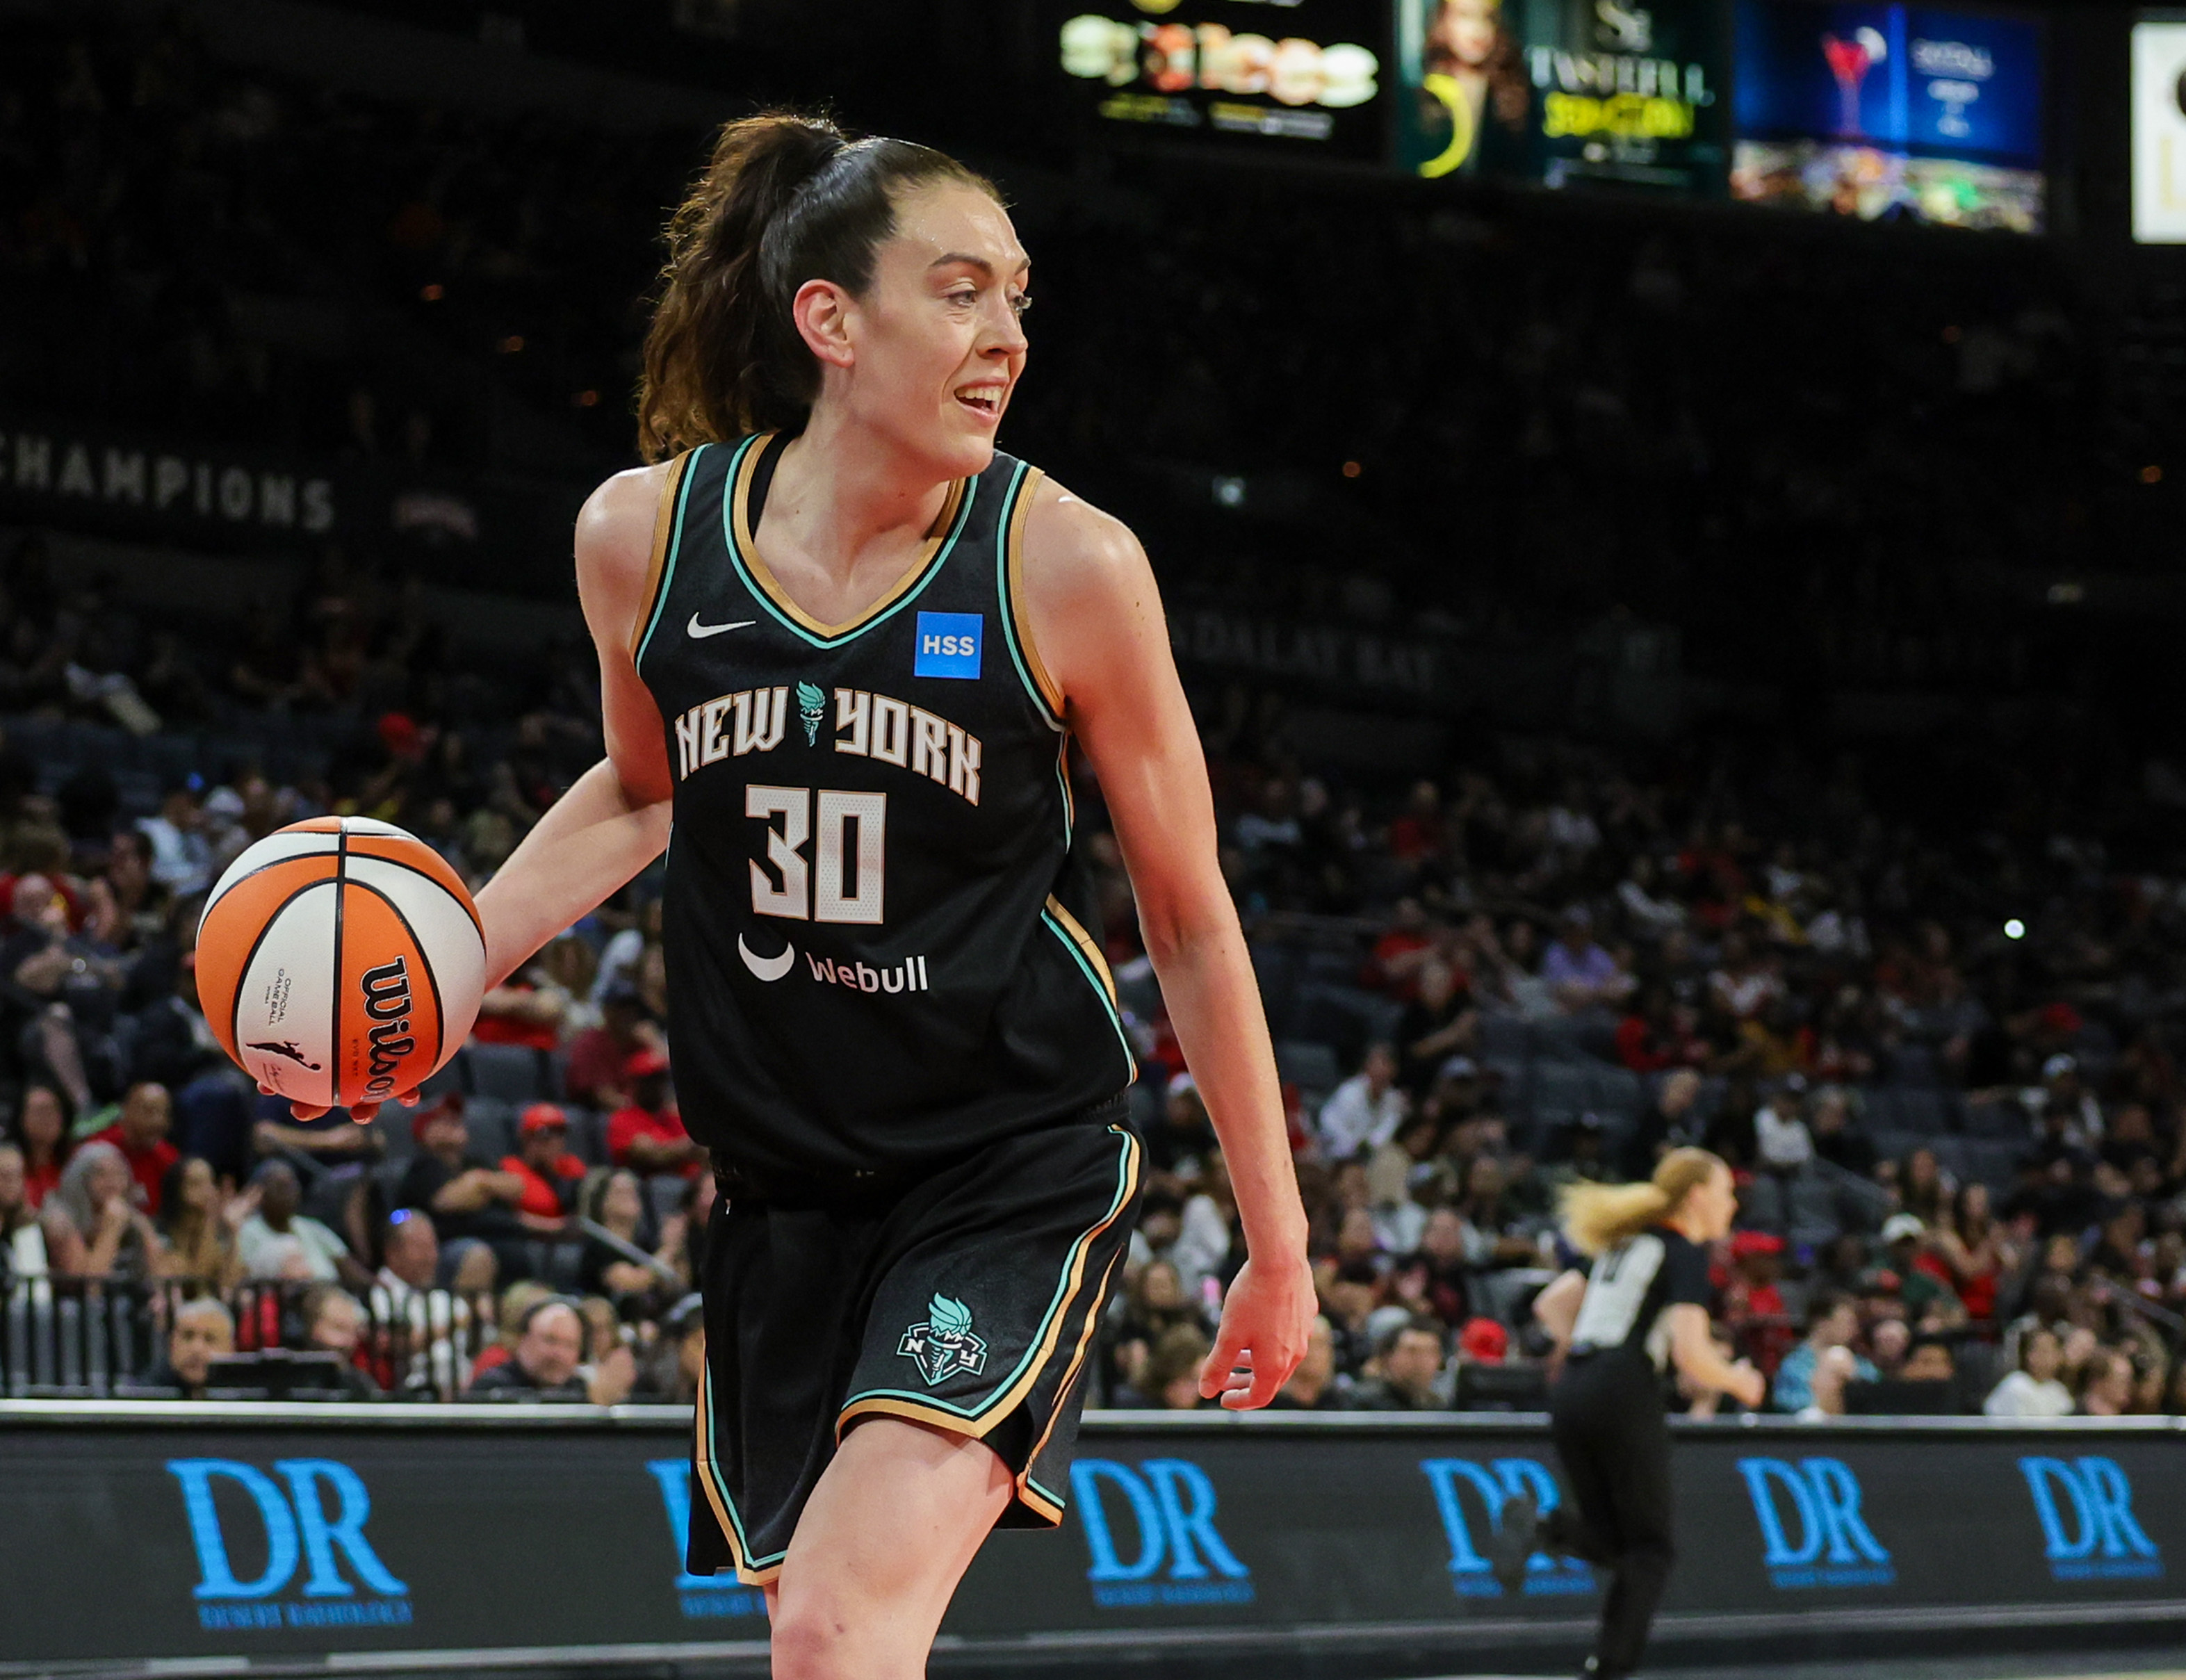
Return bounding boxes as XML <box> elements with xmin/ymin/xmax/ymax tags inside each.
<box><xmin>1198</xmin><ymin>1250</ymin><xmax>1316</xmax><ymax>1410</ymax></box>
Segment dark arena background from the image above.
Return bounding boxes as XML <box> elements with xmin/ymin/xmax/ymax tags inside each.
<box><xmin>4</xmin><ymin>1</ymin><xmax>2186</xmax><ymax>1678</ymax></box>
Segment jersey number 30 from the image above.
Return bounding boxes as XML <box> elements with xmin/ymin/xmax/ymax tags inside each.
<box><xmin>747</xmin><ymin>785</ymin><xmax>886</xmax><ymax>924</ymax></box>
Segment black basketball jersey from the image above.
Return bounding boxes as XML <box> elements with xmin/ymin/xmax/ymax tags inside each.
<box><xmin>633</xmin><ymin>433</ymin><xmax>1135</xmax><ymax>1178</ymax></box>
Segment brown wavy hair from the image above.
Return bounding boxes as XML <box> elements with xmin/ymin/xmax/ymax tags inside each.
<box><xmin>636</xmin><ymin>112</ymin><xmax>1001</xmax><ymax>462</ymax></box>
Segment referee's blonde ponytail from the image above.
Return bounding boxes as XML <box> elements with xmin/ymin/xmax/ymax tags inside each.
<box><xmin>1560</xmin><ymin>1147</ymin><xmax>1726</xmax><ymax>1257</ymax></box>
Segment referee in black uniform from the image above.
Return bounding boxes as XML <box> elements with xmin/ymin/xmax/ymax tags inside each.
<box><xmin>1493</xmin><ymin>1147</ymin><xmax>1763</xmax><ymax>1680</ymax></box>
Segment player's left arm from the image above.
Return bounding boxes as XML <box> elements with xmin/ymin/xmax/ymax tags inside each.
<box><xmin>1020</xmin><ymin>480</ymin><xmax>1312</xmax><ymax>1410</ymax></box>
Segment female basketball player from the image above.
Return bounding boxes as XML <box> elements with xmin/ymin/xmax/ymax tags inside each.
<box><xmin>376</xmin><ymin>115</ymin><xmax>1310</xmax><ymax>1676</ymax></box>
<box><xmin>1494</xmin><ymin>1148</ymin><xmax>1763</xmax><ymax>1680</ymax></box>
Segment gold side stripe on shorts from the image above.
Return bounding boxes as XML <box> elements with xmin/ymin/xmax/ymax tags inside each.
<box><xmin>1043</xmin><ymin>894</ymin><xmax>1117</xmax><ymax>1003</ymax></box>
<box><xmin>837</xmin><ymin>1125</ymin><xmax>1142</xmax><ymax>1446</ymax></box>
<box><xmin>694</xmin><ymin>1359</ymin><xmax>784</xmax><ymax>1587</ymax></box>
<box><xmin>628</xmin><ymin>450</ymin><xmax>695</xmax><ymax>660</ymax></box>
<box><xmin>1018</xmin><ymin>1241</ymin><xmax>1129</xmax><ymax>1512</ymax></box>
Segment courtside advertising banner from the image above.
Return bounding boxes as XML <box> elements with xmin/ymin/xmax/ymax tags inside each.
<box><xmin>1</xmin><ymin>1408</ymin><xmax>2182</xmax><ymax>1672</ymax></box>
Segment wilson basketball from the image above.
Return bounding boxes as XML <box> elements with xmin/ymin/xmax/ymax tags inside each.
<box><xmin>195</xmin><ymin>816</ymin><xmax>487</xmax><ymax>1111</ymax></box>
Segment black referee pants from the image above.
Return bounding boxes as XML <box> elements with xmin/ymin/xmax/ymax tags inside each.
<box><xmin>1544</xmin><ymin>1349</ymin><xmax>1676</xmax><ymax>1679</ymax></box>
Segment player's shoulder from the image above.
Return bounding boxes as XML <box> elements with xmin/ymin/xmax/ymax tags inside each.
<box><xmin>578</xmin><ymin>460</ymin><xmax>677</xmax><ymax>564</ymax></box>
<box><xmin>1017</xmin><ymin>468</ymin><xmax>1148</xmax><ymax>592</ymax></box>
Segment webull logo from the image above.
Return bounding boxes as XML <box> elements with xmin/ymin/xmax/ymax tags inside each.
<box><xmin>2019</xmin><ymin>1457</ymin><xmax>2162</xmax><ymax>1582</ymax></box>
<box><xmin>168</xmin><ymin>1459</ymin><xmax>411</xmax><ymax>1631</ymax></box>
<box><xmin>1421</xmin><ymin>1458</ymin><xmax>1594</xmax><ymax>1597</ymax></box>
<box><xmin>1738</xmin><ymin>1457</ymin><xmax>1895</xmax><ymax>1589</ymax></box>
<box><xmin>646</xmin><ymin>1460</ymin><xmax>769</xmax><ymax>1619</ymax></box>
<box><xmin>1070</xmin><ymin>1458</ymin><xmax>1255</xmax><ymax>1606</ymax></box>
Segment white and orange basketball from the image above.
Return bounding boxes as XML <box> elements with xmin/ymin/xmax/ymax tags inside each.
<box><xmin>195</xmin><ymin>816</ymin><xmax>486</xmax><ymax>1111</ymax></box>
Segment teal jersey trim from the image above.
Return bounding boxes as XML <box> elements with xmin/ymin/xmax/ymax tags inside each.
<box><xmin>633</xmin><ymin>442</ymin><xmax>708</xmax><ymax>672</ymax></box>
<box><xmin>722</xmin><ymin>441</ymin><xmax>977</xmax><ymax>651</ymax></box>
<box><xmin>834</xmin><ymin>1125</ymin><xmax>1140</xmax><ymax>1421</ymax></box>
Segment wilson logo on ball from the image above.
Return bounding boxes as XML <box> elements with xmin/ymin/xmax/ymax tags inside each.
<box><xmin>196</xmin><ymin>817</ymin><xmax>484</xmax><ymax>1111</ymax></box>
<box><xmin>360</xmin><ymin>958</ymin><xmax>416</xmax><ymax>1101</ymax></box>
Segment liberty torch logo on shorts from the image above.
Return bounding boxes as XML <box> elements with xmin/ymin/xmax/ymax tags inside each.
<box><xmin>898</xmin><ymin>1294</ymin><xmax>988</xmax><ymax>1385</ymax></box>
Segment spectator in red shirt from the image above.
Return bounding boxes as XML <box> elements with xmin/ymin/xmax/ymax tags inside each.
<box><xmin>88</xmin><ymin>1082</ymin><xmax>179</xmax><ymax>1216</ymax></box>
<box><xmin>562</xmin><ymin>982</ymin><xmax>662</xmax><ymax>1111</ymax></box>
<box><xmin>499</xmin><ymin>1104</ymin><xmax>585</xmax><ymax>1225</ymax></box>
<box><xmin>608</xmin><ymin>1050</ymin><xmax>703</xmax><ymax>1180</ymax></box>
<box><xmin>13</xmin><ymin>1082</ymin><xmax>70</xmax><ymax>1208</ymax></box>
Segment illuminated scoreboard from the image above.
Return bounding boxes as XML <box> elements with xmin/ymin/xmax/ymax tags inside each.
<box><xmin>1054</xmin><ymin>0</ymin><xmax>1393</xmax><ymax>160</ymax></box>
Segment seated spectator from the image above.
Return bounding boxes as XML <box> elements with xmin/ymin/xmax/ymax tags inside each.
<box><xmin>0</xmin><ymin>1142</ymin><xmax>48</xmax><ymax>1276</ymax></box>
<box><xmin>1269</xmin><ymin>1315</ymin><xmax>1341</xmax><ymax>1410</ymax></box>
<box><xmin>576</xmin><ymin>1167</ymin><xmax>672</xmax><ymax>1311</ymax></box>
<box><xmin>1145</xmin><ymin>1073</ymin><xmax>1218</xmax><ymax>1175</ymax></box>
<box><xmin>1771</xmin><ymin>1293</ymin><xmax>1877</xmax><ymax>1412</ymax></box>
<box><xmin>156</xmin><ymin>1155</ymin><xmax>243</xmax><ymax>1287</ymax></box>
<box><xmin>393</xmin><ymin>1093</ymin><xmax>523</xmax><ymax>1270</ymax></box>
<box><xmin>560</xmin><ymin>981</ymin><xmax>660</xmax><ymax>1111</ymax></box>
<box><xmin>1398</xmin><ymin>960</ymin><xmax>1474</xmax><ymax>1096</ymax></box>
<box><xmin>249</xmin><ymin>1098</ymin><xmax>382</xmax><ymax>1179</ymax></box>
<box><xmin>1868</xmin><ymin>1313</ymin><xmax>1911</xmax><ymax>1378</ymax></box>
<box><xmin>1541</xmin><ymin>907</ymin><xmax>1628</xmax><ymax>1013</ymax></box>
<box><xmin>148</xmin><ymin>1296</ymin><xmax>234</xmax><ymax>1400</ymax></box>
<box><xmin>2078</xmin><ymin>1348</ymin><xmax>2136</xmax><ymax>1417</ymax></box>
<box><xmin>636</xmin><ymin>1291</ymin><xmax>708</xmax><ymax>1404</ymax></box>
<box><xmin>42</xmin><ymin>1139</ymin><xmax>161</xmax><ymax>1278</ymax></box>
<box><xmin>1795</xmin><ymin>1345</ymin><xmax>1861</xmax><ymax>1419</ymax></box>
<box><xmin>1901</xmin><ymin>1336</ymin><xmax>1956</xmax><ymax>1385</ymax></box>
<box><xmin>1114</xmin><ymin>1321</ymin><xmax>1212</xmax><ymax>1410</ymax></box>
<box><xmin>607</xmin><ymin>1052</ymin><xmax>704</xmax><ymax>1178</ymax></box>
<box><xmin>12</xmin><ymin>1082</ymin><xmax>70</xmax><ymax>1207</ymax></box>
<box><xmin>1880</xmin><ymin>1214</ymin><xmax>1959</xmax><ymax>1316</ymax></box>
<box><xmin>235</xmin><ymin>1160</ymin><xmax>368</xmax><ymax>1291</ymax></box>
<box><xmin>1753</xmin><ymin>1082</ymin><xmax>1813</xmax><ymax>1175</ymax></box>
<box><xmin>370</xmin><ymin>1210</ymin><xmax>482</xmax><ymax>1399</ymax></box>
<box><xmin>1623</xmin><ymin>1067</ymin><xmax>1701</xmax><ymax>1180</ymax></box>
<box><xmin>1318</xmin><ymin>1043</ymin><xmax>1407</xmax><ymax>1161</ymax></box>
<box><xmin>300</xmin><ymin>1284</ymin><xmax>384</xmax><ymax>1401</ymax></box>
<box><xmin>1808</xmin><ymin>1087</ymin><xmax>1875</xmax><ymax>1177</ymax></box>
<box><xmin>86</xmin><ymin>1082</ymin><xmax>177</xmax><ymax>1215</ymax></box>
<box><xmin>1347</xmin><ymin>1314</ymin><xmax>1449</xmax><ymax>1410</ymax></box>
<box><xmin>467</xmin><ymin>1296</ymin><xmax>633</xmax><ymax>1404</ymax></box>
<box><xmin>503</xmin><ymin>1104</ymin><xmax>586</xmax><ymax>1226</ymax></box>
<box><xmin>1451</xmin><ymin>1155</ymin><xmax>1537</xmax><ymax>1268</ymax></box>
<box><xmin>1985</xmin><ymin>1326</ymin><xmax>2073</xmax><ymax>1418</ymax></box>
<box><xmin>471</xmin><ymin>949</ymin><xmax>573</xmax><ymax>1050</ymax></box>
<box><xmin>1934</xmin><ymin>1182</ymin><xmax>2014</xmax><ymax>1322</ymax></box>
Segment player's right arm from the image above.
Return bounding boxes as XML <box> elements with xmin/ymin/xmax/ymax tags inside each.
<box><xmin>473</xmin><ymin>464</ymin><xmax>678</xmax><ymax>990</ymax></box>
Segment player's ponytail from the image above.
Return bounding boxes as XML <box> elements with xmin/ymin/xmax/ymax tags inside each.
<box><xmin>1559</xmin><ymin>1146</ymin><xmax>1725</xmax><ymax>1257</ymax></box>
<box><xmin>637</xmin><ymin>111</ymin><xmax>1001</xmax><ymax>461</ymax></box>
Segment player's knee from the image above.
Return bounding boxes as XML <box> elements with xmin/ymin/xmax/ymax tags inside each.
<box><xmin>766</xmin><ymin>1595</ymin><xmax>866</xmax><ymax>1680</ymax></box>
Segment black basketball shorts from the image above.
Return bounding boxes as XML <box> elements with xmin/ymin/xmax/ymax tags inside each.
<box><xmin>686</xmin><ymin>1098</ymin><xmax>1143</xmax><ymax>1585</ymax></box>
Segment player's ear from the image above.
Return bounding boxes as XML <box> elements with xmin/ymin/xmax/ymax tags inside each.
<box><xmin>791</xmin><ymin>278</ymin><xmax>857</xmax><ymax>371</ymax></box>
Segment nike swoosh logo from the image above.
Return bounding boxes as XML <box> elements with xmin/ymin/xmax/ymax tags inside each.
<box><xmin>737</xmin><ymin>933</ymin><xmax>796</xmax><ymax>983</ymax></box>
<box><xmin>689</xmin><ymin>614</ymin><xmax>756</xmax><ymax>639</ymax></box>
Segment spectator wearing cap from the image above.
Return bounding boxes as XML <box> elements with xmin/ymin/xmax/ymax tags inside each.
<box><xmin>1770</xmin><ymin>1292</ymin><xmax>1877</xmax><ymax>1413</ymax></box>
<box><xmin>2027</xmin><ymin>1053</ymin><xmax>2103</xmax><ymax>1150</ymax></box>
<box><xmin>1541</xmin><ymin>907</ymin><xmax>1629</xmax><ymax>1014</ymax></box>
<box><xmin>501</xmin><ymin>1105</ymin><xmax>586</xmax><ymax>1225</ymax></box>
<box><xmin>1318</xmin><ymin>1043</ymin><xmax>1408</xmax><ymax>1161</ymax></box>
<box><xmin>607</xmin><ymin>1050</ymin><xmax>703</xmax><ymax>1179</ymax></box>
<box><xmin>1346</xmin><ymin>1314</ymin><xmax>1450</xmax><ymax>1410</ymax></box>
<box><xmin>1723</xmin><ymin>1230</ymin><xmax>1794</xmax><ymax>1373</ymax></box>
<box><xmin>86</xmin><ymin>1081</ymin><xmax>177</xmax><ymax>1216</ymax></box>
<box><xmin>561</xmin><ymin>981</ymin><xmax>661</xmax><ymax>1110</ymax></box>
<box><xmin>1880</xmin><ymin>1213</ymin><xmax>1960</xmax><ymax>1316</ymax></box>
<box><xmin>395</xmin><ymin>1094</ymin><xmax>524</xmax><ymax>1240</ymax></box>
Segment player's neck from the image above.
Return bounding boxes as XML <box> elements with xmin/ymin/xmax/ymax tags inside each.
<box><xmin>767</xmin><ymin>409</ymin><xmax>954</xmax><ymax>570</ymax></box>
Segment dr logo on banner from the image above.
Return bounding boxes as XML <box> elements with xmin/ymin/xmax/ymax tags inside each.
<box><xmin>1737</xmin><ymin>1457</ymin><xmax>1895</xmax><ymax>1589</ymax></box>
<box><xmin>169</xmin><ymin>1459</ymin><xmax>411</xmax><ymax>1631</ymax></box>
<box><xmin>1070</xmin><ymin>1458</ymin><xmax>1255</xmax><ymax>1607</ymax></box>
<box><xmin>2019</xmin><ymin>1457</ymin><xmax>2163</xmax><ymax>1582</ymax></box>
